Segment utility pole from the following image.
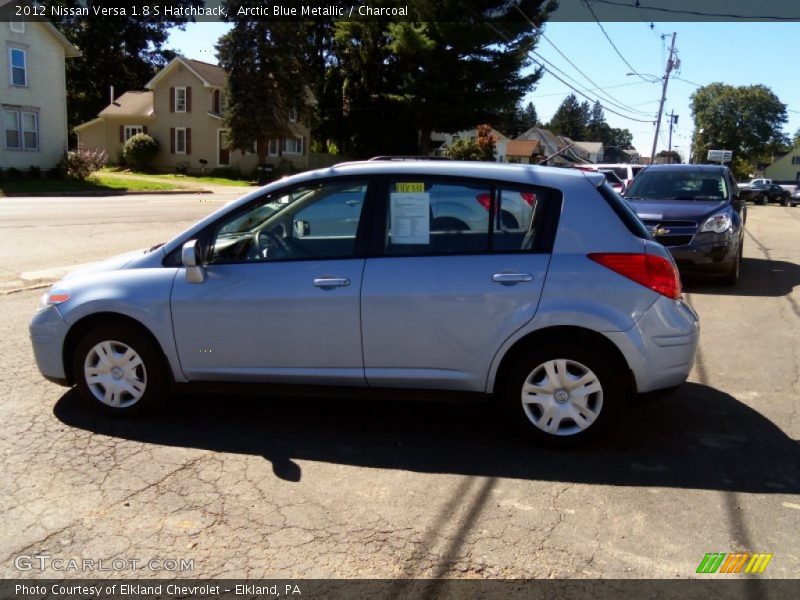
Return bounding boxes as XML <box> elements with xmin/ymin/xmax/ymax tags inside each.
<box><xmin>667</xmin><ymin>110</ymin><xmax>679</xmax><ymax>163</ymax></box>
<box><xmin>650</xmin><ymin>32</ymin><xmax>678</xmax><ymax>165</ymax></box>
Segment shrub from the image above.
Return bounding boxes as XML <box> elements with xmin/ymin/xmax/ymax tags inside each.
<box><xmin>28</xmin><ymin>166</ymin><xmax>41</xmax><ymax>180</ymax></box>
<box><xmin>122</xmin><ymin>133</ymin><xmax>159</xmax><ymax>171</ymax></box>
<box><xmin>7</xmin><ymin>167</ymin><xmax>22</xmax><ymax>180</ymax></box>
<box><xmin>59</xmin><ymin>148</ymin><xmax>108</xmax><ymax>180</ymax></box>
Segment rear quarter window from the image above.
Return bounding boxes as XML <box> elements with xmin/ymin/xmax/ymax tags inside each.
<box><xmin>597</xmin><ymin>182</ymin><xmax>651</xmax><ymax>239</ymax></box>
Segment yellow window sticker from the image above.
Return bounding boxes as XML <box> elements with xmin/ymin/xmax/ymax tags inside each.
<box><xmin>395</xmin><ymin>182</ymin><xmax>425</xmax><ymax>193</ymax></box>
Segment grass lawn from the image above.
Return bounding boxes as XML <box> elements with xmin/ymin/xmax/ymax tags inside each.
<box><xmin>0</xmin><ymin>173</ymin><xmax>179</xmax><ymax>195</ymax></box>
<box><xmin>102</xmin><ymin>168</ymin><xmax>256</xmax><ymax>187</ymax></box>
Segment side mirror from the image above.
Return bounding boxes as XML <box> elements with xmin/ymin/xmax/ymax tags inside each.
<box><xmin>181</xmin><ymin>239</ymin><xmax>206</xmax><ymax>283</ymax></box>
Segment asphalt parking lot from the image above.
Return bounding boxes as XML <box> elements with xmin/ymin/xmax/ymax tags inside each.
<box><xmin>0</xmin><ymin>195</ymin><xmax>798</xmax><ymax>579</ymax></box>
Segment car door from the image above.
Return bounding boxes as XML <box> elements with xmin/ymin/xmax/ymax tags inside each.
<box><xmin>170</xmin><ymin>177</ymin><xmax>373</xmax><ymax>385</ymax></box>
<box><xmin>360</xmin><ymin>176</ymin><xmax>559</xmax><ymax>392</ymax></box>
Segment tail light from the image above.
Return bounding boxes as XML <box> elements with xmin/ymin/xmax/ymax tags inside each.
<box><xmin>476</xmin><ymin>192</ymin><xmax>536</xmax><ymax>209</ymax></box>
<box><xmin>476</xmin><ymin>192</ymin><xmax>492</xmax><ymax>212</ymax></box>
<box><xmin>588</xmin><ymin>253</ymin><xmax>682</xmax><ymax>300</ymax></box>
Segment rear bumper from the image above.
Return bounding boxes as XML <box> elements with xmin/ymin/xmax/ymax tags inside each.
<box><xmin>29</xmin><ymin>306</ymin><xmax>70</xmax><ymax>385</ymax></box>
<box><xmin>606</xmin><ymin>295</ymin><xmax>700</xmax><ymax>394</ymax></box>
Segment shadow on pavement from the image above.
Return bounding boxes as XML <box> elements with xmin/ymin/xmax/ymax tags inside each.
<box><xmin>54</xmin><ymin>382</ymin><xmax>799</xmax><ymax>493</ymax></box>
<box><xmin>683</xmin><ymin>257</ymin><xmax>800</xmax><ymax>298</ymax></box>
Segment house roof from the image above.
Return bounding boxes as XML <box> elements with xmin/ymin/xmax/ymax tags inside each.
<box><xmin>98</xmin><ymin>91</ymin><xmax>154</xmax><ymax>117</ymax></box>
<box><xmin>506</xmin><ymin>140</ymin><xmax>542</xmax><ymax>157</ymax></box>
<box><xmin>145</xmin><ymin>56</ymin><xmax>226</xmax><ymax>89</ymax></box>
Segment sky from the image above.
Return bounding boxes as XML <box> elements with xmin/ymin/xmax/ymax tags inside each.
<box><xmin>167</xmin><ymin>20</ymin><xmax>800</xmax><ymax>161</ymax></box>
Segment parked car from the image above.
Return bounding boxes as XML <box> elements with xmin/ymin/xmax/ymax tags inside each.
<box><xmin>589</xmin><ymin>163</ymin><xmax>646</xmax><ymax>190</ymax></box>
<box><xmin>623</xmin><ymin>164</ymin><xmax>746</xmax><ymax>285</ymax></box>
<box><xmin>30</xmin><ymin>161</ymin><xmax>699</xmax><ymax>446</ymax></box>
<box><xmin>739</xmin><ymin>182</ymin><xmax>796</xmax><ymax>206</ymax></box>
<box><xmin>739</xmin><ymin>177</ymin><xmax>772</xmax><ymax>189</ymax></box>
<box><xmin>573</xmin><ymin>166</ymin><xmax>625</xmax><ymax>194</ymax></box>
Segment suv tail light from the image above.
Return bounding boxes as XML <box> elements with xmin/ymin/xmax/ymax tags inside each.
<box><xmin>520</xmin><ymin>192</ymin><xmax>536</xmax><ymax>206</ymax></box>
<box><xmin>588</xmin><ymin>253</ymin><xmax>682</xmax><ymax>300</ymax></box>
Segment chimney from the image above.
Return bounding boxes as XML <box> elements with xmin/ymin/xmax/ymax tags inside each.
<box><xmin>110</xmin><ymin>85</ymin><xmax>115</xmax><ymax>105</ymax></box>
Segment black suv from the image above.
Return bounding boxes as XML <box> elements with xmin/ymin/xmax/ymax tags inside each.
<box><xmin>623</xmin><ymin>164</ymin><xmax>745</xmax><ymax>285</ymax></box>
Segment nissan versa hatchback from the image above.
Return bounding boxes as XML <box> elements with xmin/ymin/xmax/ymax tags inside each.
<box><xmin>30</xmin><ymin>161</ymin><xmax>699</xmax><ymax>446</ymax></box>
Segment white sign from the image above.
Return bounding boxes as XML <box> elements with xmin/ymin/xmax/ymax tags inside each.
<box><xmin>390</xmin><ymin>192</ymin><xmax>430</xmax><ymax>245</ymax></box>
<box><xmin>707</xmin><ymin>149</ymin><xmax>732</xmax><ymax>161</ymax></box>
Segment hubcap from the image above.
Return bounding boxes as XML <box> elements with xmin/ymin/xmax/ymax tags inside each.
<box><xmin>520</xmin><ymin>359</ymin><xmax>603</xmax><ymax>436</ymax></box>
<box><xmin>83</xmin><ymin>340</ymin><xmax>147</xmax><ymax>408</ymax></box>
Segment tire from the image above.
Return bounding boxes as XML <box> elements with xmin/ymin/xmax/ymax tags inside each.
<box><xmin>430</xmin><ymin>216</ymin><xmax>469</xmax><ymax>231</ymax></box>
<box><xmin>718</xmin><ymin>243</ymin><xmax>742</xmax><ymax>286</ymax></box>
<box><xmin>72</xmin><ymin>324</ymin><xmax>168</xmax><ymax>416</ymax></box>
<box><xmin>781</xmin><ymin>195</ymin><xmax>789</xmax><ymax>207</ymax></box>
<box><xmin>758</xmin><ymin>194</ymin><xmax>768</xmax><ymax>206</ymax></box>
<box><xmin>501</xmin><ymin>343</ymin><xmax>622</xmax><ymax>447</ymax></box>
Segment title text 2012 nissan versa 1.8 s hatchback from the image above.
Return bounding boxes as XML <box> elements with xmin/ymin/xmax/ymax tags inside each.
<box><xmin>30</xmin><ymin>161</ymin><xmax>699</xmax><ymax>446</ymax></box>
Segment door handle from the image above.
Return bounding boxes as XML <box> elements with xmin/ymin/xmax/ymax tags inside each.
<box><xmin>492</xmin><ymin>272</ymin><xmax>533</xmax><ymax>284</ymax></box>
<box><xmin>313</xmin><ymin>277</ymin><xmax>350</xmax><ymax>288</ymax></box>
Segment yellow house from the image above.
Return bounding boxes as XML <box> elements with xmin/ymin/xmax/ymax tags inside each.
<box><xmin>75</xmin><ymin>56</ymin><xmax>310</xmax><ymax>174</ymax></box>
<box><xmin>764</xmin><ymin>147</ymin><xmax>800</xmax><ymax>184</ymax></box>
<box><xmin>1</xmin><ymin>18</ymin><xmax>80</xmax><ymax>171</ymax></box>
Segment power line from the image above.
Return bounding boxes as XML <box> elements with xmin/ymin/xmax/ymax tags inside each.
<box><xmin>582</xmin><ymin>0</ymin><xmax>652</xmax><ymax>83</ymax></box>
<box><xmin>592</xmin><ymin>0</ymin><xmax>800</xmax><ymax>21</ymax></box>
<box><xmin>468</xmin><ymin>5</ymin><xmax>655</xmax><ymax>124</ymax></box>
<box><xmin>517</xmin><ymin>7</ymin><xmax>652</xmax><ymax>116</ymax></box>
<box><xmin>529</xmin><ymin>80</ymin><xmax>653</xmax><ymax>98</ymax></box>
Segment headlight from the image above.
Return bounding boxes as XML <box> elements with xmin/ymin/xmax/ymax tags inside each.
<box><xmin>37</xmin><ymin>288</ymin><xmax>70</xmax><ymax>312</ymax></box>
<box><xmin>700</xmin><ymin>213</ymin><xmax>732</xmax><ymax>234</ymax></box>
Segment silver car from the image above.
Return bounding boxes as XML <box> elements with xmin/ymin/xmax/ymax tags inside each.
<box><xmin>30</xmin><ymin>161</ymin><xmax>699</xmax><ymax>446</ymax></box>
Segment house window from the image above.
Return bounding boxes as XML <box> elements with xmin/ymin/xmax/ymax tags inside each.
<box><xmin>212</xmin><ymin>89</ymin><xmax>221</xmax><ymax>114</ymax></box>
<box><xmin>792</xmin><ymin>156</ymin><xmax>800</xmax><ymax>165</ymax></box>
<box><xmin>288</xmin><ymin>106</ymin><xmax>298</xmax><ymax>122</ymax></box>
<box><xmin>175</xmin><ymin>87</ymin><xmax>187</xmax><ymax>112</ymax></box>
<box><xmin>4</xmin><ymin>109</ymin><xmax>38</xmax><ymax>150</ymax></box>
<box><xmin>175</xmin><ymin>128</ymin><xmax>187</xmax><ymax>154</ymax></box>
<box><xmin>9</xmin><ymin>48</ymin><xmax>27</xmax><ymax>86</ymax></box>
<box><xmin>10</xmin><ymin>20</ymin><xmax>25</xmax><ymax>34</ymax></box>
<box><xmin>268</xmin><ymin>139</ymin><xmax>279</xmax><ymax>156</ymax></box>
<box><xmin>282</xmin><ymin>136</ymin><xmax>303</xmax><ymax>155</ymax></box>
<box><xmin>124</xmin><ymin>125</ymin><xmax>143</xmax><ymax>141</ymax></box>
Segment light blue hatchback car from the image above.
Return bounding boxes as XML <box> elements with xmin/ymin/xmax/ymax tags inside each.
<box><xmin>30</xmin><ymin>160</ymin><xmax>699</xmax><ymax>446</ymax></box>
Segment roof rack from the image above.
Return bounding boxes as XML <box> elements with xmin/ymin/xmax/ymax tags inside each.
<box><xmin>367</xmin><ymin>155</ymin><xmax>452</xmax><ymax>161</ymax></box>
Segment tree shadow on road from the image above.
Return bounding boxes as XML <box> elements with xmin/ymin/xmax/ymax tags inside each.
<box><xmin>683</xmin><ymin>257</ymin><xmax>800</xmax><ymax>299</ymax></box>
<box><xmin>53</xmin><ymin>382</ymin><xmax>799</xmax><ymax>493</ymax></box>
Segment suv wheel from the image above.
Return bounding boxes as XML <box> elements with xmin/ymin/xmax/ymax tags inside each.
<box><xmin>73</xmin><ymin>324</ymin><xmax>167</xmax><ymax>416</ymax></box>
<box><xmin>781</xmin><ymin>195</ymin><xmax>789</xmax><ymax>207</ymax></box>
<box><xmin>719</xmin><ymin>243</ymin><xmax>742</xmax><ymax>286</ymax></box>
<box><xmin>503</xmin><ymin>345</ymin><xmax>621</xmax><ymax>447</ymax></box>
<box><xmin>758</xmin><ymin>194</ymin><xmax>768</xmax><ymax>205</ymax></box>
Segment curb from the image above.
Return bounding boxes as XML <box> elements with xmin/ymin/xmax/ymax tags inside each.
<box><xmin>1</xmin><ymin>189</ymin><xmax>214</xmax><ymax>197</ymax></box>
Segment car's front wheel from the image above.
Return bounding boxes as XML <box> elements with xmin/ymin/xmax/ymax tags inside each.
<box><xmin>73</xmin><ymin>324</ymin><xmax>167</xmax><ymax>416</ymax></box>
<box><xmin>758</xmin><ymin>194</ymin><xmax>768</xmax><ymax>205</ymax></box>
<box><xmin>502</xmin><ymin>345</ymin><xmax>621</xmax><ymax>447</ymax></box>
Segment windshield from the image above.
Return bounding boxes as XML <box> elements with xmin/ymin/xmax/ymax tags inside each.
<box><xmin>624</xmin><ymin>170</ymin><xmax>728</xmax><ymax>201</ymax></box>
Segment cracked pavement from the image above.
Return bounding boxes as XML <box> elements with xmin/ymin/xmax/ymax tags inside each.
<box><xmin>0</xmin><ymin>196</ymin><xmax>798</xmax><ymax>579</ymax></box>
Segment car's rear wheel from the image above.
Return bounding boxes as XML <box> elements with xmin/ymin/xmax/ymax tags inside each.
<box><xmin>73</xmin><ymin>324</ymin><xmax>167</xmax><ymax>416</ymax></box>
<box><xmin>502</xmin><ymin>345</ymin><xmax>621</xmax><ymax>447</ymax></box>
<box><xmin>781</xmin><ymin>195</ymin><xmax>789</xmax><ymax>207</ymax></box>
<box><xmin>758</xmin><ymin>194</ymin><xmax>768</xmax><ymax>205</ymax></box>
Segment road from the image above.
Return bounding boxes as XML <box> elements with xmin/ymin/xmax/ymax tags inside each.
<box><xmin>0</xmin><ymin>195</ymin><xmax>798</xmax><ymax>579</ymax></box>
<box><xmin>0</xmin><ymin>192</ymin><xmax>247</xmax><ymax>291</ymax></box>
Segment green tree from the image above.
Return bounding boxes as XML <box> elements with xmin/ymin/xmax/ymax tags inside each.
<box><xmin>523</xmin><ymin>101</ymin><xmax>539</xmax><ymax>129</ymax></box>
<box><xmin>547</xmin><ymin>94</ymin><xmax>589</xmax><ymax>140</ymax></box>
<box><xmin>690</xmin><ymin>83</ymin><xmax>788</xmax><ymax>168</ymax></box>
<box><xmin>793</xmin><ymin>128</ymin><xmax>800</xmax><ymax>148</ymax></box>
<box><xmin>447</xmin><ymin>125</ymin><xmax>496</xmax><ymax>161</ymax></box>
<box><xmin>217</xmin><ymin>19</ymin><xmax>313</xmax><ymax>160</ymax></box>
<box><xmin>656</xmin><ymin>149</ymin><xmax>682</xmax><ymax>164</ymax></box>
<box><xmin>43</xmin><ymin>0</ymin><xmax>194</xmax><ymax>135</ymax></box>
<box><xmin>329</xmin><ymin>0</ymin><xmax>555</xmax><ymax>156</ymax></box>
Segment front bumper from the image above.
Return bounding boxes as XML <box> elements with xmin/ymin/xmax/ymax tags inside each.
<box><xmin>29</xmin><ymin>306</ymin><xmax>71</xmax><ymax>386</ymax></box>
<box><xmin>606</xmin><ymin>295</ymin><xmax>700</xmax><ymax>394</ymax></box>
<box><xmin>667</xmin><ymin>231</ymin><xmax>737</xmax><ymax>275</ymax></box>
